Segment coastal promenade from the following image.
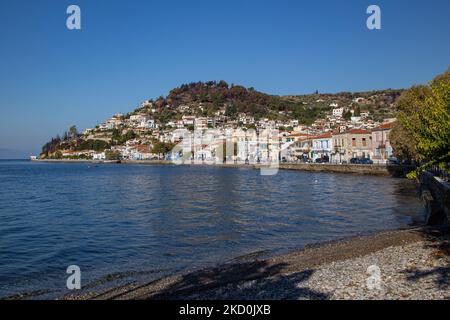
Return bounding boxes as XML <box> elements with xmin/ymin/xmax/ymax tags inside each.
<box><xmin>32</xmin><ymin>159</ymin><xmax>412</xmax><ymax>177</ymax></box>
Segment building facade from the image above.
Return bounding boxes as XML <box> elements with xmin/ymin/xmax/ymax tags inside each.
<box><xmin>331</xmin><ymin>129</ymin><xmax>372</xmax><ymax>162</ymax></box>
<box><xmin>372</xmin><ymin>121</ymin><xmax>395</xmax><ymax>163</ymax></box>
<box><xmin>311</xmin><ymin>132</ymin><xmax>333</xmax><ymax>161</ymax></box>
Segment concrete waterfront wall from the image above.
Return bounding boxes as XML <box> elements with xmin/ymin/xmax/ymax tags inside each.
<box><xmin>279</xmin><ymin>163</ymin><xmax>392</xmax><ymax>176</ymax></box>
<box><xmin>419</xmin><ymin>172</ymin><xmax>450</xmax><ymax>226</ymax></box>
<box><xmin>122</xmin><ymin>160</ymin><xmax>391</xmax><ymax>175</ymax></box>
<box><xmin>35</xmin><ymin>159</ymin><xmax>415</xmax><ymax>177</ymax></box>
<box><xmin>123</xmin><ymin>160</ymin><xmax>408</xmax><ymax>176</ymax></box>
<box><xmin>32</xmin><ymin>159</ymin><xmax>120</xmax><ymax>164</ymax></box>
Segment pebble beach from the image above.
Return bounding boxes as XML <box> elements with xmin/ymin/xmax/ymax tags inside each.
<box><xmin>65</xmin><ymin>228</ymin><xmax>450</xmax><ymax>300</ymax></box>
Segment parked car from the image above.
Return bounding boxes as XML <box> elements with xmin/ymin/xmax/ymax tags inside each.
<box><xmin>350</xmin><ymin>158</ymin><xmax>373</xmax><ymax>164</ymax></box>
<box><xmin>388</xmin><ymin>157</ymin><xmax>400</xmax><ymax>165</ymax></box>
<box><xmin>359</xmin><ymin>158</ymin><xmax>374</xmax><ymax>165</ymax></box>
<box><xmin>315</xmin><ymin>156</ymin><xmax>330</xmax><ymax>164</ymax></box>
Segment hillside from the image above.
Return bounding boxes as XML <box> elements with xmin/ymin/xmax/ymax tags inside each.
<box><xmin>131</xmin><ymin>81</ymin><xmax>403</xmax><ymax>125</ymax></box>
<box><xmin>40</xmin><ymin>81</ymin><xmax>404</xmax><ymax>158</ymax></box>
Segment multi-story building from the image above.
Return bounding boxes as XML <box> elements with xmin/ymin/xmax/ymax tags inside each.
<box><xmin>311</xmin><ymin>132</ymin><xmax>333</xmax><ymax>161</ymax></box>
<box><xmin>195</xmin><ymin>117</ymin><xmax>209</xmax><ymax>130</ymax></box>
<box><xmin>331</xmin><ymin>129</ymin><xmax>372</xmax><ymax>162</ymax></box>
<box><xmin>182</xmin><ymin>115</ymin><xmax>195</xmax><ymax>126</ymax></box>
<box><xmin>332</xmin><ymin>107</ymin><xmax>344</xmax><ymax>118</ymax></box>
<box><xmin>372</xmin><ymin>121</ymin><xmax>395</xmax><ymax>163</ymax></box>
<box><xmin>289</xmin><ymin>137</ymin><xmax>312</xmax><ymax>161</ymax></box>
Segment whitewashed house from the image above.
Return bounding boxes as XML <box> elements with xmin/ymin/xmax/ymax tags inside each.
<box><xmin>332</xmin><ymin>107</ymin><xmax>344</xmax><ymax>118</ymax></box>
<box><xmin>311</xmin><ymin>132</ymin><xmax>333</xmax><ymax>161</ymax></box>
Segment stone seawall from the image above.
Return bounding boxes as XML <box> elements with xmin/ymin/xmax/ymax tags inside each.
<box><xmin>123</xmin><ymin>160</ymin><xmax>408</xmax><ymax>176</ymax></box>
<box><xmin>419</xmin><ymin>172</ymin><xmax>450</xmax><ymax>226</ymax></box>
<box><xmin>34</xmin><ymin>159</ymin><xmax>415</xmax><ymax>177</ymax></box>
<box><xmin>32</xmin><ymin>159</ymin><xmax>120</xmax><ymax>164</ymax></box>
<box><xmin>279</xmin><ymin>163</ymin><xmax>392</xmax><ymax>176</ymax></box>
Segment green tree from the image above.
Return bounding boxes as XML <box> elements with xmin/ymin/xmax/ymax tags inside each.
<box><xmin>69</xmin><ymin>125</ymin><xmax>78</xmax><ymax>139</ymax></box>
<box><xmin>111</xmin><ymin>130</ymin><xmax>137</xmax><ymax>145</ymax></box>
<box><xmin>212</xmin><ymin>93</ymin><xmax>224</xmax><ymax>107</ymax></box>
<box><xmin>105</xmin><ymin>150</ymin><xmax>121</xmax><ymax>160</ymax></box>
<box><xmin>393</xmin><ymin>70</ymin><xmax>450</xmax><ymax>178</ymax></box>
<box><xmin>390</xmin><ymin>121</ymin><xmax>420</xmax><ymax>162</ymax></box>
<box><xmin>343</xmin><ymin>110</ymin><xmax>352</xmax><ymax>121</ymax></box>
<box><xmin>77</xmin><ymin>139</ymin><xmax>110</xmax><ymax>152</ymax></box>
<box><xmin>152</xmin><ymin>141</ymin><xmax>175</xmax><ymax>159</ymax></box>
<box><xmin>390</xmin><ymin>86</ymin><xmax>429</xmax><ymax>163</ymax></box>
<box><xmin>225</xmin><ymin>104</ymin><xmax>238</xmax><ymax>118</ymax></box>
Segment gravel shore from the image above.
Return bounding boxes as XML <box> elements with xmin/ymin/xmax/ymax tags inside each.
<box><xmin>66</xmin><ymin>228</ymin><xmax>450</xmax><ymax>300</ymax></box>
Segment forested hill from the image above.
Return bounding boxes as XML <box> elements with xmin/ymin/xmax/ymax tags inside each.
<box><xmin>135</xmin><ymin>80</ymin><xmax>403</xmax><ymax>124</ymax></box>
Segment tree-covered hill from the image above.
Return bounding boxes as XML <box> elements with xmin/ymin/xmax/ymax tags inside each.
<box><xmin>134</xmin><ymin>80</ymin><xmax>403</xmax><ymax>124</ymax></box>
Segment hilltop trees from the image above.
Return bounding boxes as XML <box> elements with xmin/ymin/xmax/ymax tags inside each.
<box><xmin>68</xmin><ymin>125</ymin><xmax>78</xmax><ymax>139</ymax></box>
<box><xmin>391</xmin><ymin>70</ymin><xmax>450</xmax><ymax>178</ymax></box>
<box><xmin>134</xmin><ymin>81</ymin><xmax>402</xmax><ymax>126</ymax></box>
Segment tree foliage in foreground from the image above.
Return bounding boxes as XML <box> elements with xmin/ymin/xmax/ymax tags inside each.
<box><xmin>392</xmin><ymin>70</ymin><xmax>450</xmax><ymax>178</ymax></box>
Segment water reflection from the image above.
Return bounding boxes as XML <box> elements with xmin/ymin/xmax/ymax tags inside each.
<box><xmin>0</xmin><ymin>161</ymin><xmax>424</xmax><ymax>298</ymax></box>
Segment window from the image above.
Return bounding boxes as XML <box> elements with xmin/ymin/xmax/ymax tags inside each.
<box><xmin>352</xmin><ymin>138</ymin><xmax>356</xmax><ymax>147</ymax></box>
<box><xmin>362</xmin><ymin>138</ymin><xmax>366</xmax><ymax>147</ymax></box>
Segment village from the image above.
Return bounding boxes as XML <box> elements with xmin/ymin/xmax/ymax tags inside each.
<box><xmin>55</xmin><ymin>96</ymin><xmax>397</xmax><ymax>166</ymax></box>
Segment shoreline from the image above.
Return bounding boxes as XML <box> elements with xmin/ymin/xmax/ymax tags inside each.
<box><xmin>31</xmin><ymin>159</ymin><xmax>413</xmax><ymax>176</ymax></box>
<box><xmin>62</xmin><ymin>227</ymin><xmax>450</xmax><ymax>300</ymax></box>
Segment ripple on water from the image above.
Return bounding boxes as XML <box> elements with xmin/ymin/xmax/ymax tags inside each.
<box><xmin>0</xmin><ymin>161</ymin><xmax>425</xmax><ymax>298</ymax></box>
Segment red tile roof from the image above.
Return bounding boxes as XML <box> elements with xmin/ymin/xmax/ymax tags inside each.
<box><xmin>313</xmin><ymin>132</ymin><xmax>333</xmax><ymax>139</ymax></box>
<box><xmin>374</xmin><ymin>121</ymin><xmax>395</xmax><ymax>131</ymax></box>
<box><xmin>289</xmin><ymin>133</ymin><xmax>310</xmax><ymax>137</ymax></box>
<box><xmin>346</xmin><ymin>129</ymin><xmax>371</xmax><ymax>134</ymax></box>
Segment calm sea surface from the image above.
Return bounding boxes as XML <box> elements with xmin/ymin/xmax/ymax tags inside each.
<box><xmin>0</xmin><ymin>160</ymin><xmax>424</xmax><ymax>298</ymax></box>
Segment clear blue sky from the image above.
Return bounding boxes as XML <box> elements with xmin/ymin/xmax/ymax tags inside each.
<box><xmin>0</xmin><ymin>0</ymin><xmax>449</xmax><ymax>158</ymax></box>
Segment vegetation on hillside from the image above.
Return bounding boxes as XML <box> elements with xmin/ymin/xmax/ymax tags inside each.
<box><xmin>40</xmin><ymin>125</ymin><xmax>110</xmax><ymax>159</ymax></box>
<box><xmin>135</xmin><ymin>81</ymin><xmax>402</xmax><ymax>125</ymax></box>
